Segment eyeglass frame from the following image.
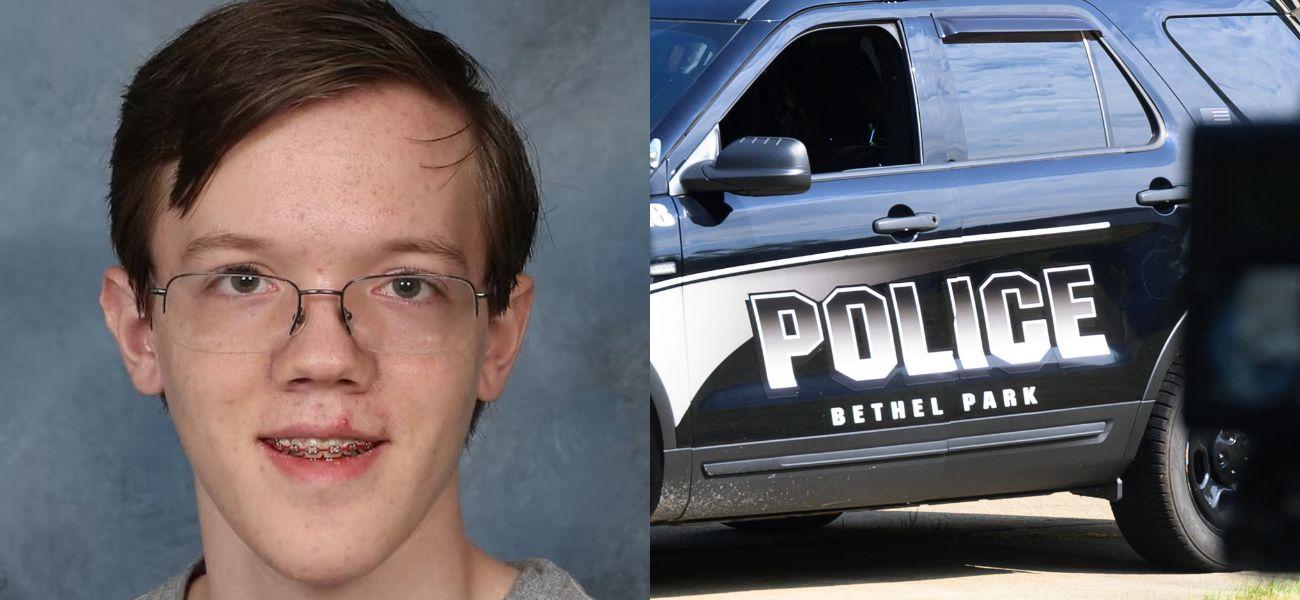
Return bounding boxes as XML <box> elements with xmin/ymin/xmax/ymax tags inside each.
<box><xmin>145</xmin><ymin>270</ymin><xmax>493</xmax><ymax>339</ymax></box>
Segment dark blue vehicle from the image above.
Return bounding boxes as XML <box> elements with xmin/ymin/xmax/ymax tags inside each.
<box><xmin>649</xmin><ymin>0</ymin><xmax>1300</xmax><ymax>570</ymax></box>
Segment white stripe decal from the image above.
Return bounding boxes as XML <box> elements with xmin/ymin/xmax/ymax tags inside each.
<box><xmin>649</xmin><ymin>221</ymin><xmax>1111</xmax><ymax>293</ymax></box>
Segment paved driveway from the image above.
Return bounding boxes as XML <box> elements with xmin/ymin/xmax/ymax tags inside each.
<box><xmin>652</xmin><ymin>493</ymin><xmax>1267</xmax><ymax>599</ymax></box>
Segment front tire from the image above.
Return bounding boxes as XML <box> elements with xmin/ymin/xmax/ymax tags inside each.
<box><xmin>1111</xmin><ymin>359</ymin><xmax>1238</xmax><ymax>571</ymax></box>
<box><xmin>651</xmin><ymin>404</ymin><xmax>663</xmax><ymax>516</ymax></box>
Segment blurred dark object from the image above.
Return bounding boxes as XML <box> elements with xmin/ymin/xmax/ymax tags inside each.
<box><xmin>1185</xmin><ymin>121</ymin><xmax>1300</xmax><ymax>570</ymax></box>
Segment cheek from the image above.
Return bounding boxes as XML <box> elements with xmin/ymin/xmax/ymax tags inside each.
<box><xmin>382</xmin><ymin>348</ymin><xmax>481</xmax><ymax>432</ymax></box>
<box><xmin>157</xmin><ymin>348</ymin><xmax>266</xmax><ymax>444</ymax></box>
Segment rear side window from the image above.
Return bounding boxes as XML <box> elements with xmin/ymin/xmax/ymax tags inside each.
<box><xmin>1089</xmin><ymin>39</ymin><xmax>1155</xmax><ymax>147</ymax></box>
<box><xmin>1165</xmin><ymin>15</ymin><xmax>1300</xmax><ymax>121</ymax></box>
<box><xmin>943</xmin><ymin>32</ymin><xmax>1156</xmax><ymax>161</ymax></box>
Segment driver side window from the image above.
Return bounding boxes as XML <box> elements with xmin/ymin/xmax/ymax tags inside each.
<box><xmin>719</xmin><ymin>24</ymin><xmax>921</xmax><ymax>175</ymax></box>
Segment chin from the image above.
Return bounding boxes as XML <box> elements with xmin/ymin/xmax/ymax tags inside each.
<box><xmin>270</xmin><ymin>551</ymin><xmax>384</xmax><ymax>587</ymax></box>
<box><xmin>247</xmin><ymin>501</ymin><xmax>398</xmax><ymax>586</ymax></box>
<box><xmin>258</xmin><ymin>525</ymin><xmax>392</xmax><ymax>586</ymax></box>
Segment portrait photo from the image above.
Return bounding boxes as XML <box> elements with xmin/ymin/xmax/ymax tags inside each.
<box><xmin>0</xmin><ymin>1</ymin><xmax>647</xmax><ymax>598</ymax></box>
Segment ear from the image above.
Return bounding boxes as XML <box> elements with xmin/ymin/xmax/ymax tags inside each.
<box><xmin>476</xmin><ymin>274</ymin><xmax>535</xmax><ymax>402</ymax></box>
<box><xmin>99</xmin><ymin>266</ymin><xmax>163</xmax><ymax>396</ymax></box>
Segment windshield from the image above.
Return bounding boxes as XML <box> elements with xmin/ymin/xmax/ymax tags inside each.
<box><xmin>651</xmin><ymin>20</ymin><xmax>739</xmax><ymax>130</ymax></box>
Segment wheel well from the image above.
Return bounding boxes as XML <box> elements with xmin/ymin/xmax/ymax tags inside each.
<box><xmin>1121</xmin><ymin>313</ymin><xmax>1187</xmax><ymax>468</ymax></box>
<box><xmin>651</xmin><ymin>400</ymin><xmax>663</xmax><ymax>515</ymax></box>
<box><xmin>1142</xmin><ymin>313</ymin><xmax>1186</xmax><ymax>403</ymax></box>
<box><xmin>650</xmin><ymin>369</ymin><xmax>677</xmax><ymax>450</ymax></box>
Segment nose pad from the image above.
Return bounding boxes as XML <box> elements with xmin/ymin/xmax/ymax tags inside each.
<box><xmin>289</xmin><ymin>307</ymin><xmax>307</xmax><ymax>337</ymax></box>
<box><xmin>287</xmin><ymin>298</ymin><xmax>354</xmax><ymax>338</ymax></box>
<box><xmin>340</xmin><ymin>306</ymin><xmax>354</xmax><ymax>334</ymax></box>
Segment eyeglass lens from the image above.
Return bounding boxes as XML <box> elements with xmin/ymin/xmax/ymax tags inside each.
<box><xmin>157</xmin><ymin>273</ymin><xmax>478</xmax><ymax>354</ymax></box>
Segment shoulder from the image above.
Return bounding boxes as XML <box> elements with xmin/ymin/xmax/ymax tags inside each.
<box><xmin>131</xmin><ymin>557</ymin><xmax>205</xmax><ymax>600</ymax></box>
<box><xmin>504</xmin><ymin>558</ymin><xmax>592</xmax><ymax>600</ymax></box>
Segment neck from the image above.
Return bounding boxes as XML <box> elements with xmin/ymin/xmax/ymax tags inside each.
<box><xmin>189</xmin><ymin>473</ymin><xmax>517</xmax><ymax>600</ymax></box>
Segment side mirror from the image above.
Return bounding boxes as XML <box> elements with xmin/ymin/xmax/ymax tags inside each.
<box><xmin>679</xmin><ymin>137</ymin><xmax>811</xmax><ymax>197</ymax></box>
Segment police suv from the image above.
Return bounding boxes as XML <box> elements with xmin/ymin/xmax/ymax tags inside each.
<box><xmin>649</xmin><ymin>0</ymin><xmax>1300</xmax><ymax>570</ymax></box>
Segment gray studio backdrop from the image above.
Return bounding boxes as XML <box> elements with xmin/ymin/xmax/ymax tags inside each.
<box><xmin>0</xmin><ymin>1</ymin><xmax>648</xmax><ymax>598</ymax></box>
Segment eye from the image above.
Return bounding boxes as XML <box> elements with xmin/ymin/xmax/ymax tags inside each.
<box><xmin>377</xmin><ymin>275</ymin><xmax>449</xmax><ymax>303</ymax></box>
<box><xmin>208</xmin><ymin>273</ymin><xmax>274</xmax><ymax>297</ymax></box>
<box><xmin>390</xmin><ymin>277</ymin><xmax>425</xmax><ymax>300</ymax></box>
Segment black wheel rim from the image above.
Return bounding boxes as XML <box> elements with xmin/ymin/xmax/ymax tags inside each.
<box><xmin>1185</xmin><ymin>428</ymin><xmax>1248</xmax><ymax>532</ymax></box>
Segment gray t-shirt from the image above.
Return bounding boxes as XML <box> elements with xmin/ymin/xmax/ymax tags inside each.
<box><xmin>132</xmin><ymin>557</ymin><xmax>592</xmax><ymax>600</ymax></box>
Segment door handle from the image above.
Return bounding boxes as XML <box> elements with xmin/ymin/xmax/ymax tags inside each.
<box><xmin>1136</xmin><ymin>186</ymin><xmax>1191</xmax><ymax>207</ymax></box>
<box><xmin>874</xmin><ymin>213</ymin><xmax>939</xmax><ymax>235</ymax></box>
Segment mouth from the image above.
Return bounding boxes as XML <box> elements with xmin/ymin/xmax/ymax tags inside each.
<box><xmin>261</xmin><ymin>437</ymin><xmax>381</xmax><ymax>461</ymax></box>
<box><xmin>258</xmin><ymin>436</ymin><xmax>388</xmax><ymax>484</ymax></box>
<box><xmin>257</xmin><ymin>420</ymin><xmax>388</xmax><ymax>484</ymax></box>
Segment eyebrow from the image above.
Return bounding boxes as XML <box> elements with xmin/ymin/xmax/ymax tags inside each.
<box><xmin>179</xmin><ymin>232</ymin><xmax>468</xmax><ymax>270</ymax></box>
<box><xmin>380</xmin><ymin>236</ymin><xmax>469</xmax><ymax>270</ymax></box>
<box><xmin>181</xmin><ymin>232</ymin><xmax>276</xmax><ymax>265</ymax></box>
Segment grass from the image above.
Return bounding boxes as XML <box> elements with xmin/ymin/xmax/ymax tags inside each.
<box><xmin>1205</xmin><ymin>579</ymin><xmax>1300</xmax><ymax>600</ymax></box>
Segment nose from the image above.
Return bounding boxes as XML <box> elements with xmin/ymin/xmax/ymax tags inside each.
<box><xmin>271</xmin><ymin>292</ymin><xmax>376</xmax><ymax>392</ymax></box>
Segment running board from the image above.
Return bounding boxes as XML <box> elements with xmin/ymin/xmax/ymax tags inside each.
<box><xmin>702</xmin><ymin>421</ymin><xmax>1108</xmax><ymax>477</ymax></box>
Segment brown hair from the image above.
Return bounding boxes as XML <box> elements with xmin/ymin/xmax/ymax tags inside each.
<box><xmin>108</xmin><ymin>0</ymin><xmax>539</xmax><ymax>425</ymax></box>
<box><xmin>109</xmin><ymin>0</ymin><xmax>537</xmax><ymax>316</ymax></box>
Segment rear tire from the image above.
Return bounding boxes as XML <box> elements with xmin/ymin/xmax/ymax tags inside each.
<box><xmin>1111</xmin><ymin>359</ymin><xmax>1235</xmax><ymax>571</ymax></box>
<box><xmin>723</xmin><ymin>512</ymin><xmax>842</xmax><ymax>532</ymax></box>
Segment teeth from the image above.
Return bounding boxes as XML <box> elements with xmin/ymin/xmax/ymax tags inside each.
<box><xmin>269</xmin><ymin>437</ymin><xmax>376</xmax><ymax>460</ymax></box>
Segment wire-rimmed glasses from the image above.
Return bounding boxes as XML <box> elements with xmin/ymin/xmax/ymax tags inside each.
<box><xmin>147</xmin><ymin>271</ymin><xmax>490</xmax><ymax>354</ymax></box>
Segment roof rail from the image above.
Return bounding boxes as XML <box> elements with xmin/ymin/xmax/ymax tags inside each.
<box><xmin>738</xmin><ymin>0</ymin><xmax>770</xmax><ymax>21</ymax></box>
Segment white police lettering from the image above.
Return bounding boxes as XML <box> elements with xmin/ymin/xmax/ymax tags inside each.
<box><xmin>749</xmin><ymin>264</ymin><xmax>1111</xmax><ymax>394</ymax></box>
<box><xmin>831</xmin><ymin>387</ymin><xmax>1040</xmax><ymax>427</ymax></box>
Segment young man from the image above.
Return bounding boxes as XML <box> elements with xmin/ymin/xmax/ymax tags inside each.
<box><xmin>98</xmin><ymin>1</ymin><xmax>589</xmax><ymax>598</ymax></box>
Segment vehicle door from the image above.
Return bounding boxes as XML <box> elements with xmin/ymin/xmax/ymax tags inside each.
<box><xmin>663</xmin><ymin>6</ymin><xmax>972</xmax><ymax>520</ymax></box>
<box><xmin>920</xmin><ymin>3</ymin><xmax>1193</xmax><ymax>496</ymax></box>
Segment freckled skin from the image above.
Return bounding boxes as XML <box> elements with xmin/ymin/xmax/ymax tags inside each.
<box><xmin>100</xmin><ymin>83</ymin><xmax>533</xmax><ymax>599</ymax></box>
